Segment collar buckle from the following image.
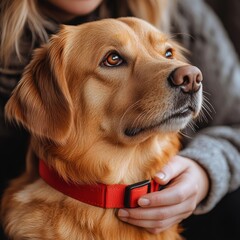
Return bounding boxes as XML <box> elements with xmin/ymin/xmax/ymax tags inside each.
<box><xmin>124</xmin><ymin>180</ymin><xmax>151</xmax><ymax>208</ymax></box>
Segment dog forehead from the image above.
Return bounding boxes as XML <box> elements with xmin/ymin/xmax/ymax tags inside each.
<box><xmin>118</xmin><ymin>17</ymin><xmax>168</xmax><ymax>42</ymax></box>
<box><xmin>81</xmin><ymin>18</ymin><xmax>137</xmax><ymax>42</ymax></box>
<box><xmin>71</xmin><ymin>17</ymin><xmax>167</xmax><ymax>46</ymax></box>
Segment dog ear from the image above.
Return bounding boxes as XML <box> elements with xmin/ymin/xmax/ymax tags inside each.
<box><xmin>5</xmin><ymin>34</ymin><xmax>73</xmax><ymax>144</ymax></box>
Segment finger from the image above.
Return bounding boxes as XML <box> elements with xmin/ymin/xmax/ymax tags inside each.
<box><xmin>118</xmin><ymin>196</ymin><xmax>196</xmax><ymax>221</ymax></box>
<box><xmin>138</xmin><ymin>176</ymin><xmax>197</xmax><ymax>207</ymax></box>
<box><xmin>145</xmin><ymin>220</ymin><xmax>180</xmax><ymax>235</ymax></box>
<box><xmin>154</xmin><ymin>155</ymin><xmax>189</xmax><ymax>185</ymax></box>
<box><xmin>119</xmin><ymin>212</ymin><xmax>189</xmax><ymax>230</ymax></box>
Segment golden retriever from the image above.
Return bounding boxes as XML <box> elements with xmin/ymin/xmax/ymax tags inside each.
<box><xmin>1</xmin><ymin>17</ymin><xmax>202</xmax><ymax>240</ymax></box>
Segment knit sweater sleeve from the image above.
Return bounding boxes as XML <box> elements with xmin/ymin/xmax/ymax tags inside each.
<box><xmin>172</xmin><ymin>0</ymin><xmax>240</xmax><ymax>214</ymax></box>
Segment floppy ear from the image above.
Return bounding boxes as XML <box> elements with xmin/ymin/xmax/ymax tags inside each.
<box><xmin>5</xmin><ymin>34</ymin><xmax>73</xmax><ymax>143</ymax></box>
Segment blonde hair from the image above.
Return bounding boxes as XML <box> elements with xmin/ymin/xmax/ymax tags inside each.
<box><xmin>0</xmin><ymin>0</ymin><xmax>53</xmax><ymax>67</ymax></box>
<box><xmin>0</xmin><ymin>0</ymin><xmax>172</xmax><ymax>67</ymax></box>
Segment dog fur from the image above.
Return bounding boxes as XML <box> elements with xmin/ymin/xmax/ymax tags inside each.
<box><xmin>1</xmin><ymin>17</ymin><xmax>202</xmax><ymax>240</ymax></box>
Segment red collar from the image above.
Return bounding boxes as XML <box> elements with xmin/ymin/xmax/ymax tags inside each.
<box><xmin>39</xmin><ymin>160</ymin><xmax>161</xmax><ymax>208</ymax></box>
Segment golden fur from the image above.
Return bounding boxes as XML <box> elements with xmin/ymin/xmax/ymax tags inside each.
<box><xmin>1</xmin><ymin>17</ymin><xmax>202</xmax><ymax>240</ymax></box>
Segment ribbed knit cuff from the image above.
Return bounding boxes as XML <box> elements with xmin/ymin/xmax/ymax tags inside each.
<box><xmin>180</xmin><ymin>135</ymin><xmax>230</xmax><ymax>214</ymax></box>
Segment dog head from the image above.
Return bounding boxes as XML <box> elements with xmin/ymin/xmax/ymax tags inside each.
<box><xmin>5</xmin><ymin>17</ymin><xmax>202</xmax><ymax>182</ymax></box>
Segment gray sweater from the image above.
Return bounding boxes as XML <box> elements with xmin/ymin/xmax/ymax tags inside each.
<box><xmin>0</xmin><ymin>0</ymin><xmax>239</xmax><ymax>215</ymax></box>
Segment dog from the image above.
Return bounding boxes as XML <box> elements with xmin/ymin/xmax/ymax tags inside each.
<box><xmin>1</xmin><ymin>17</ymin><xmax>202</xmax><ymax>240</ymax></box>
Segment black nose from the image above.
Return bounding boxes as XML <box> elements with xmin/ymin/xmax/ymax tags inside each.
<box><xmin>168</xmin><ymin>66</ymin><xmax>203</xmax><ymax>93</ymax></box>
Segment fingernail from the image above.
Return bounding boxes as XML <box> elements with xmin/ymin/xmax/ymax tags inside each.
<box><xmin>119</xmin><ymin>217</ymin><xmax>128</xmax><ymax>222</ymax></box>
<box><xmin>118</xmin><ymin>209</ymin><xmax>129</xmax><ymax>217</ymax></box>
<box><xmin>155</xmin><ymin>172</ymin><xmax>166</xmax><ymax>180</ymax></box>
<box><xmin>138</xmin><ymin>198</ymin><xmax>150</xmax><ymax>206</ymax></box>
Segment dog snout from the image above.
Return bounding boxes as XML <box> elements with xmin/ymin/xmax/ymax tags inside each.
<box><xmin>168</xmin><ymin>66</ymin><xmax>203</xmax><ymax>93</ymax></box>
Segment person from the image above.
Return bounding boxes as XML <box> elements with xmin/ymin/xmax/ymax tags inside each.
<box><xmin>0</xmin><ymin>0</ymin><xmax>240</xmax><ymax>239</ymax></box>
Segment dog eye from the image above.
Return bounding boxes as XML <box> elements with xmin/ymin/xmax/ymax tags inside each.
<box><xmin>165</xmin><ymin>49</ymin><xmax>173</xmax><ymax>59</ymax></box>
<box><xmin>103</xmin><ymin>52</ymin><xmax>123</xmax><ymax>67</ymax></box>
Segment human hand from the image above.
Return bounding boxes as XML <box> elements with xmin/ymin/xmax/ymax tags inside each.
<box><xmin>118</xmin><ymin>155</ymin><xmax>209</xmax><ymax>234</ymax></box>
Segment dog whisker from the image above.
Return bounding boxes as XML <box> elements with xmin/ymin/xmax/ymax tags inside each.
<box><xmin>188</xmin><ymin>121</ymin><xmax>197</xmax><ymax>132</ymax></box>
<box><xmin>131</xmin><ymin>111</ymin><xmax>149</xmax><ymax>129</ymax></box>
<box><xmin>202</xmin><ymin>90</ymin><xmax>211</xmax><ymax>96</ymax></box>
<box><xmin>202</xmin><ymin>91</ymin><xmax>215</xmax><ymax>113</ymax></box>
<box><xmin>170</xmin><ymin>32</ymin><xmax>195</xmax><ymax>41</ymax></box>
<box><xmin>119</xmin><ymin>100</ymin><xmax>142</xmax><ymax>127</ymax></box>
<box><xmin>179</xmin><ymin>129</ymin><xmax>193</xmax><ymax>139</ymax></box>
<box><xmin>199</xmin><ymin>96</ymin><xmax>215</xmax><ymax>122</ymax></box>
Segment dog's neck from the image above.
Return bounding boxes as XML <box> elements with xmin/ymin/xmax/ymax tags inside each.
<box><xmin>34</xmin><ymin>133</ymin><xmax>179</xmax><ymax>185</ymax></box>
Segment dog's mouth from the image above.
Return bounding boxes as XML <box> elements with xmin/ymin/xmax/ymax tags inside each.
<box><xmin>124</xmin><ymin>106</ymin><xmax>194</xmax><ymax>137</ymax></box>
